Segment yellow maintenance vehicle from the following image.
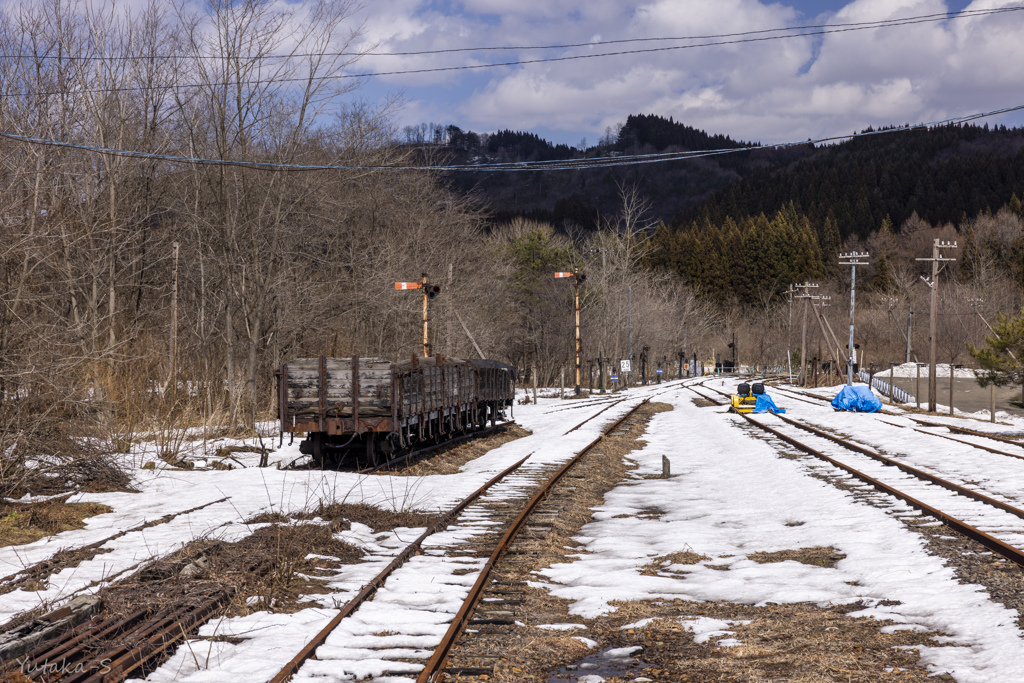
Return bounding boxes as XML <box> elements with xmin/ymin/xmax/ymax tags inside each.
<box><xmin>729</xmin><ymin>382</ymin><xmax>765</xmax><ymax>413</ymax></box>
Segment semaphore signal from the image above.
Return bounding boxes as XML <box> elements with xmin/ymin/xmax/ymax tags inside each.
<box><xmin>396</xmin><ymin>274</ymin><xmax>442</xmax><ymax>357</ymax></box>
<box><xmin>554</xmin><ymin>270</ymin><xmax>586</xmax><ymax>396</ymax></box>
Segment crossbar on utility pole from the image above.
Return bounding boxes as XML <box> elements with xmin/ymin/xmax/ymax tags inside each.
<box><xmin>793</xmin><ymin>283</ymin><xmax>819</xmax><ymax>386</ymax></box>
<box><xmin>838</xmin><ymin>252</ymin><xmax>870</xmax><ymax>386</ymax></box>
<box><xmin>916</xmin><ymin>239</ymin><xmax>957</xmax><ymax>411</ymax></box>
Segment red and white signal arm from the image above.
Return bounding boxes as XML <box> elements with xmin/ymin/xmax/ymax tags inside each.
<box><xmin>395</xmin><ymin>282</ymin><xmax>423</xmax><ymax>290</ymax></box>
<box><xmin>553</xmin><ymin>272</ymin><xmax>574</xmax><ymax>278</ymax></box>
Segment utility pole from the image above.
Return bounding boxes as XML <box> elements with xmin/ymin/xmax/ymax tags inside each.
<box><xmin>906</xmin><ymin>310</ymin><xmax>913</xmax><ymax>364</ymax></box>
<box><xmin>555</xmin><ymin>270</ymin><xmax>586</xmax><ymax>395</ymax></box>
<box><xmin>916</xmin><ymin>239</ymin><xmax>957</xmax><ymax>411</ymax></box>
<box><xmin>628</xmin><ymin>285</ymin><xmax>633</xmax><ymax>385</ymax></box>
<box><xmin>793</xmin><ymin>283</ymin><xmax>818</xmax><ymax>386</ymax></box>
<box><xmin>812</xmin><ymin>295</ymin><xmax>842</xmax><ymax>371</ymax></box>
<box><xmin>169</xmin><ymin>241</ymin><xmax>179</xmax><ymax>401</ymax></box>
<box><xmin>786</xmin><ymin>283</ymin><xmax>795</xmax><ymax>352</ymax></box>
<box><xmin>395</xmin><ymin>274</ymin><xmax>441</xmax><ymax>357</ymax></box>
<box><xmin>839</xmin><ymin>252</ymin><xmax>870</xmax><ymax>386</ymax></box>
<box><xmin>422</xmin><ymin>272</ymin><xmax>429</xmax><ymax>357</ymax></box>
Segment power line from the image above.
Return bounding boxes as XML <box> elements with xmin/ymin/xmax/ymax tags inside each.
<box><xmin>4</xmin><ymin>6</ymin><xmax>1020</xmax><ymax>62</ymax></box>
<box><xmin>1</xmin><ymin>102</ymin><xmax>1021</xmax><ymax>173</ymax></box>
<box><xmin>5</xmin><ymin>6</ymin><xmax>1024</xmax><ymax>98</ymax></box>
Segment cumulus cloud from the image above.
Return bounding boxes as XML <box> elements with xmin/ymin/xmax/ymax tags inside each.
<box><xmin>353</xmin><ymin>0</ymin><xmax>1024</xmax><ymax>143</ymax></box>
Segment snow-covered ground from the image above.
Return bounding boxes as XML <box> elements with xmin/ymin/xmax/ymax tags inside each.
<box><xmin>882</xmin><ymin>362</ymin><xmax>980</xmax><ymax>379</ymax></box>
<box><xmin>3</xmin><ymin>377</ymin><xmax>1024</xmax><ymax>682</ymax></box>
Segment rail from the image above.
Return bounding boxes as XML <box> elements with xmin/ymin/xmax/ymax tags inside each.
<box><xmin>416</xmin><ymin>398</ymin><xmax>651</xmax><ymax>682</ymax></box>
<box><xmin>268</xmin><ymin>454</ymin><xmax>531</xmax><ymax>683</ymax></box>
<box><xmin>686</xmin><ymin>383</ymin><xmax>1024</xmax><ymax>568</ymax></box>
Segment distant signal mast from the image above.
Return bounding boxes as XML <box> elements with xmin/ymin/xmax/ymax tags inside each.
<box><xmin>395</xmin><ymin>273</ymin><xmax>441</xmax><ymax>357</ymax></box>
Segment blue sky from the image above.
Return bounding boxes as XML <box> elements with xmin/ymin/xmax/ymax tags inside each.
<box><xmin>349</xmin><ymin>0</ymin><xmax>1024</xmax><ymax>146</ymax></box>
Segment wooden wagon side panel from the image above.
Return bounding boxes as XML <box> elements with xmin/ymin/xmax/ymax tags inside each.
<box><xmin>282</xmin><ymin>357</ymin><xmax>393</xmax><ymax>420</ymax></box>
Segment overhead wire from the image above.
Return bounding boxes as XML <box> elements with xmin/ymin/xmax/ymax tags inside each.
<box><xmin>3</xmin><ymin>5</ymin><xmax>1020</xmax><ymax>62</ymax></box>
<box><xmin>4</xmin><ymin>5</ymin><xmax>1024</xmax><ymax>98</ymax></box>
<box><xmin>1</xmin><ymin>102</ymin><xmax>1021</xmax><ymax>173</ymax></box>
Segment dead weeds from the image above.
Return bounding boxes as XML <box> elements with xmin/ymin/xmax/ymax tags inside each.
<box><xmin>295</xmin><ymin>502</ymin><xmax>439</xmax><ymax>532</ymax></box>
<box><xmin>447</xmin><ymin>400</ymin><xmax>946</xmax><ymax>682</ymax></box>
<box><xmin>747</xmin><ymin>546</ymin><xmax>847</xmax><ymax>569</ymax></box>
<box><xmin>0</xmin><ymin>500</ymin><xmax>112</xmax><ymax>548</ymax></box>
<box><xmin>386</xmin><ymin>425</ymin><xmax>531</xmax><ymax>477</ymax></box>
<box><xmin>95</xmin><ymin>521</ymin><xmax>364</xmax><ymax>621</ymax></box>
<box><xmin>641</xmin><ymin>550</ymin><xmax>712</xmax><ymax>576</ymax></box>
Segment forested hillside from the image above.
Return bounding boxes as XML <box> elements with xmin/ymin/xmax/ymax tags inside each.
<box><xmin>428</xmin><ymin>115</ymin><xmax>1024</xmax><ymax>305</ymax></box>
<box><xmin>676</xmin><ymin>123</ymin><xmax>1024</xmax><ymax>240</ymax></box>
<box><xmin>434</xmin><ymin>116</ymin><xmax>1024</xmax><ymax>249</ymax></box>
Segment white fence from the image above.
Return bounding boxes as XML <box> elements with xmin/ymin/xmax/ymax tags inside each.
<box><xmin>857</xmin><ymin>370</ymin><xmax>914</xmax><ymax>404</ymax></box>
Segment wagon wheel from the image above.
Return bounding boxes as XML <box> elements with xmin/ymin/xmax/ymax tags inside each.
<box><xmin>365</xmin><ymin>432</ymin><xmax>378</xmax><ymax>467</ymax></box>
<box><xmin>311</xmin><ymin>432</ymin><xmax>326</xmax><ymax>468</ymax></box>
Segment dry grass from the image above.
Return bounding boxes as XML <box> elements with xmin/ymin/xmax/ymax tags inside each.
<box><xmin>94</xmin><ymin>522</ymin><xmax>364</xmax><ymax>621</ymax></box>
<box><xmin>565</xmin><ymin>598</ymin><xmax>951</xmax><ymax>683</ymax></box>
<box><xmin>387</xmin><ymin>425</ymin><xmax>531</xmax><ymax>477</ymax></box>
<box><xmin>641</xmin><ymin>550</ymin><xmax>712</xmax><ymax>575</ymax></box>
<box><xmin>447</xmin><ymin>400</ymin><xmax>946</xmax><ymax>682</ymax></box>
<box><xmin>0</xmin><ymin>500</ymin><xmax>112</xmax><ymax>548</ymax></box>
<box><xmin>295</xmin><ymin>502</ymin><xmax>439</xmax><ymax>532</ymax></box>
<box><xmin>748</xmin><ymin>546</ymin><xmax>847</xmax><ymax>569</ymax></box>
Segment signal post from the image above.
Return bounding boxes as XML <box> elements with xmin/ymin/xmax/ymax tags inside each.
<box><xmin>395</xmin><ymin>273</ymin><xmax>441</xmax><ymax>357</ymax></box>
<box><xmin>555</xmin><ymin>270</ymin><xmax>586</xmax><ymax>395</ymax></box>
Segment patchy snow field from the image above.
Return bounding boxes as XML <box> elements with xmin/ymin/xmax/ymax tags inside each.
<box><xmin>4</xmin><ymin>377</ymin><xmax>1024</xmax><ymax>682</ymax></box>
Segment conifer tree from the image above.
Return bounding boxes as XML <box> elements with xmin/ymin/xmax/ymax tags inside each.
<box><xmin>871</xmin><ymin>216</ymin><xmax>896</xmax><ymax>291</ymax></box>
<box><xmin>968</xmin><ymin>310</ymin><xmax>1024</xmax><ymax>400</ymax></box>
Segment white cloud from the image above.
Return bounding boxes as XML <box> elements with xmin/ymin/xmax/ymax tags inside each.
<box><xmin>353</xmin><ymin>0</ymin><xmax>1024</xmax><ymax>143</ymax></box>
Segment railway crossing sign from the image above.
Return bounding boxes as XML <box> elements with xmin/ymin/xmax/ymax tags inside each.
<box><xmin>620</xmin><ymin>359</ymin><xmax>631</xmax><ymax>372</ymax></box>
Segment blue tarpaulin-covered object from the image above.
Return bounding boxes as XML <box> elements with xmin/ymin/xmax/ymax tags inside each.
<box><xmin>753</xmin><ymin>394</ymin><xmax>786</xmax><ymax>414</ymax></box>
<box><xmin>831</xmin><ymin>385</ymin><xmax>882</xmax><ymax>413</ymax></box>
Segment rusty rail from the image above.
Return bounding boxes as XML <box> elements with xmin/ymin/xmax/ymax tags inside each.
<box><xmin>742</xmin><ymin>414</ymin><xmax>1024</xmax><ymax>567</ymax></box>
<box><xmin>416</xmin><ymin>398</ymin><xmax>650</xmax><ymax>683</ymax></box>
<box><xmin>562</xmin><ymin>398</ymin><xmax>628</xmax><ymax>435</ymax></box>
<box><xmin>0</xmin><ymin>497</ymin><xmax>230</xmax><ymax>595</ymax></box>
<box><xmin>358</xmin><ymin>422</ymin><xmax>514</xmax><ymax>474</ymax></box>
<box><xmin>686</xmin><ymin>385</ymin><xmax>1024</xmax><ymax>569</ymax></box>
<box><xmin>770</xmin><ymin>413</ymin><xmax>1024</xmax><ymax>523</ymax></box>
<box><xmin>268</xmin><ymin>454</ymin><xmax>532</xmax><ymax>683</ymax></box>
<box><xmin>909</xmin><ymin>418</ymin><xmax>1024</xmax><ymax>444</ymax></box>
<box><xmin>4</xmin><ymin>585</ymin><xmax>233</xmax><ymax>683</ymax></box>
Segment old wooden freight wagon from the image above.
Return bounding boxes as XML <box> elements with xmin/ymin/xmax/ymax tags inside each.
<box><xmin>277</xmin><ymin>355</ymin><xmax>516</xmax><ymax>466</ymax></box>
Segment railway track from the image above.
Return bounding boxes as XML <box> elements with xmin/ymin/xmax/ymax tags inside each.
<box><xmin>265</xmin><ymin>396</ymin><xmax>654</xmax><ymax>683</ymax></box>
<box><xmin>0</xmin><ymin>385</ymin><xmax>674</xmax><ymax>682</ymax></box>
<box><xmin>689</xmin><ymin>382</ymin><xmax>1024</xmax><ymax>568</ymax></box>
<box><xmin>764</xmin><ymin>380</ymin><xmax>1024</xmax><ymax>461</ymax></box>
<box><xmin>0</xmin><ymin>497</ymin><xmax>231</xmax><ymax>598</ymax></box>
<box><xmin>358</xmin><ymin>422</ymin><xmax>515</xmax><ymax>474</ymax></box>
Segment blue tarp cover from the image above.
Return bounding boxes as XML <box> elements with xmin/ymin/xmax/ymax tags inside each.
<box><xmin>753</xmin><ymin>394</ymin><xmax>786</xmax><ymax>414</ymax></box>
<box><xmin>831</xmin><ymin>385</ymin><xmax>882</xmax><ymax>413</ymax></box>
